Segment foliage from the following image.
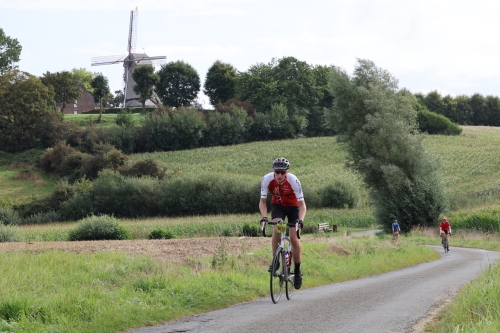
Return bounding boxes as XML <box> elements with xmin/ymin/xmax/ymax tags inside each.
<box><xmin>319</xmin><ymin>180</ymin><xmax>361</xmax><ymax>209</ymax></box>
<box><xmin>132</xmin><ymin>64</ymin><xmax>159</xmax><ymax>112</ymax></box>
<box><xmin>0</xmin><ymin>206</ymin><xmax>22</xmax><ymax>225</ymax></box>
<box><xmin>204</xmin><ymin>60</ymin><xmax>238</xmax><ymax>105</ymax></box>
<box><xmin>328</xmin><ymin>59</ymin><xmax>447</xmax><ymax>232</ymax></box>
<box><xmin>156</xmin><ymin>61</ymin><xmax>201</xmax><ymax>107</ymax></box>
<box><xmin>118</xmin><ymin>158</ymin><xmax>168</xmax><ymax>179</ymax></box>
<box><xmin>90</xmin><ymin>72</ymin><xmax>110</xmax><ymax>123</ymax></box>
<box><xmin>68</xmin><ymin>214</ymin><xmax>130</xmax><ymax>241</ymax></box>
<box><xmin>0</xmin><ymin>224</ymin><xmax>19</xmax><ymax>242</ymax></box>
<box><xmin>418</xmin><ymin>108</ymin><xmax>462</xmax><ymax>135</ymax></box>
<box><xmin>40</xmin><ymin>70</ymin><xmax>82</xmax><ymax>113</ymax></box>
<box><xmin>71</xmin><ymin>67</ymin><xmax>94</xmax><ymax>93</ymax></box>
<box><xmin>115</xmin><ymin>109</ymin><xmax>135</xmax><ymax>128</ymax></box>
<box><xmin>0</xmin><ymin>28</ymin><xmax>22</xmax><ymax>75</ymax></box>
<box><xmin>214</xmin><ymin>98</ymin><xmax>256</xmax><ymax>118</ymax></box>
<box><xmin>148</xmin><ymin>227</ymin><xmax>174</xmax><ymax>239</ymax></box>
<box><xmin>0</xmin><ymin>71</ymin><xmax>62</xmax><ymax>152</ymax></box>
<box><xmin>200</xmin><ymin>107</ymin><xmax>252</xmax><ymax>146</ymax></box>
<box><xmin>241</xmin><ymin>223</ymin><xmax>259</xmax><ymax>237</ymax></box>
<box><xmin>40</xmin><ymin>142</ymin><xmax>127</xmax><ymax>181</ymax></box>
<box><xmin>418</xmin><ymin>90</ymin><xmax>500</xmax><ymax>127</ymax></box>
<box><xmin>141</xmin><ymin>108</ymin><xmax>206</xmax><ymax>152</ymax></box>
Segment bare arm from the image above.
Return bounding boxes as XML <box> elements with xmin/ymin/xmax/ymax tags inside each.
<box><xmin>298</xmin><ymin>200</ymin><xmax>307</xmax><ymax>221</ymax></box>
<box><xmin>259</xmin><ymin>198</ymin><xmax>268</xmax><ymax>219</ymax></box>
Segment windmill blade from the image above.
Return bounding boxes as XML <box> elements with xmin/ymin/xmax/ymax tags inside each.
<box><xmin>91</xmin><ymin>55</ymin><xmax>128</xmax><ymax>66</ymax></box>
<box><xmin>133</xmin><ymin>55</ymin><xmax>167</xmax><ymax>66</ymax></box>
<box><xmin>127</xmin><ymin>9</ymin><xmax>138</xmax><ymax>54</ymax></box>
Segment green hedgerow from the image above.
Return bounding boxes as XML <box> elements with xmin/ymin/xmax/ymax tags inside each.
<box><xmin>68</xmin><ymin>215</ymin><xmax>130</xmax><ymax>241</ymax></box>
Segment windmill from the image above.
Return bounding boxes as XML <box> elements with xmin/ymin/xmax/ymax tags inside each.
<box><xmin>91</xmin><ymin>8</ymin><xmax>166</xmax><ymax>108</ymax></box>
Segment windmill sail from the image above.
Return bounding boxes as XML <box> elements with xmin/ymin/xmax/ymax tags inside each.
<box><xmin>91</xmin><ymin>8</ymin><xmax>166</xmax><ymax>108</ymax></box>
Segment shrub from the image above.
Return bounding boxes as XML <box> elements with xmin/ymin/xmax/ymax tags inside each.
<box><xmin>148</xmin><ymin>227</ymin><xmax>174</xmax><ymax>239</ymax></box>
<box><xmin>68</xmin><ymin>215</ymin><xmax>130</xmax><ymax>241</ymax></box>
<box><xmin>115</xmin><ymin>109</ymin><xmax>135</xmax><ymax>128</ymax></box>
<box><xmin>319</xmin><ymin>180</ymin><xmax>360</xmax><ymax>209</ymax></box>
<box><xmin>40</xmin><ymin>144</ymin><xmax>80</xmax><ymax>173</ymax></box>
<box><xmin>0</xmin><ymin>206</ymin><xmax>22</xmax><ymax>225</ymax></box>
<box><xmin>241</xmin><ymin>223</ymin><xmax>259</xmax><ymax>237</ymax></box>
<box><xmin>418</xmin><ymin>108</ymin><xmax>462</xmax><ymax>135</ymax></box>
<box><xmin>0</xmin><ymin>224</ymin><xmax>19</xmax><ymax>242</ymax></box>
<box><xmin>19</xmin><ymin>210</ymin><xmax>61</xmax><ymax>225</ymax></box>
<box><xmin>118</xmin><ymin>159</ymin><xmax>167</xmax><ymax>179</ymax></box>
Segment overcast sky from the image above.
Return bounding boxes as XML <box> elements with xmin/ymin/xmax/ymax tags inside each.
<box><xmin>2</xmin><ymin>0</ymin><xmax>500</xmax><ymax>108</ymax></box>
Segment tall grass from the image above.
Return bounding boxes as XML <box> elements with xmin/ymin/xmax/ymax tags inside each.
<box><xmin>424</xmin><ymin>263</ymin><xmax>500</xmax><ymax>333</ymax></box>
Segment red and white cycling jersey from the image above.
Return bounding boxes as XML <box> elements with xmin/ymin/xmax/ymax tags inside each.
<box><xmin>260</xmin><ymin>172</ymin><xmax>304</xmax><ymax>206</ymax></box>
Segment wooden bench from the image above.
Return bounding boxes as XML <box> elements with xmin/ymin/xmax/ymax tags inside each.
<box><xmin>318</xmin><ymin>222</ymin><xmax>331</xmax><ymax>232</ymax></box>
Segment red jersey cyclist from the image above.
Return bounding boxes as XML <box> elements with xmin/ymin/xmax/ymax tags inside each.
<box><xmin>440</xmin><ymin>217</ymin><xmax>452</xmax><ymax>249</ymax></box>
<box><xmin>259</xmin><ymin>157</ymin><xmax>306</xmax><ymax>289</ymax></box>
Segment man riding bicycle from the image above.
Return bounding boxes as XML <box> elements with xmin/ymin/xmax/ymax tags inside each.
<box><xmin>259</xmin><ymin>157</ymin><xmax>306</xmax><ymax>289</ymax></box>
<box><xmin>391</xmin><ymin>219</ymin><xmax>401</xmax><ymax>241</ymax></box>
<box><xmin>440</xmin><ymin>217</ymin><xmax>452</xmax><ymax>250</ymax></box>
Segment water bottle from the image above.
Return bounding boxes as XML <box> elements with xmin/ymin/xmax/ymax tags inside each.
<box><xmin>285</xmin><ymin>251</ymin><xmax>291</xmax><ymax>267</ymax></box>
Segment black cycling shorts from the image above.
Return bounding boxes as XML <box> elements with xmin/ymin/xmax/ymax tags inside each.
<box><xmin>271</xmin><ymin>204</ymin><xmax>299</xmax><ymax>227</ymax></box>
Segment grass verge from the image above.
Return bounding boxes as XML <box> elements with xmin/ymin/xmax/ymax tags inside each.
<box><xmin>0</xmin><ymin>233</ymin><xmax>437</xmax><ymax>333</ymax></box>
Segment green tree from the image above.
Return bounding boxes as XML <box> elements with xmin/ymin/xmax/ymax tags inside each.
<box><xmin>328</xmin><ymin>59</ymin><xmax>447</xmax><ymax>232</ymax></box>
<box><xmin>237</xmin><ymin>62</ymin><xmax>279</xmax><ymax>112</ymax></box>
<box><xmin>485</xmin><ymin>95</ymin><xmax>500</xmax><ymax>126</ymax></box>
<box><xmin>0</xmin><ymin>28</ymin><xmax>22</xmax><ymax>75</ymax></box>
<box><xmin>71</xmin><ymin>67</ymin><xmax>94</xmax><ymax>93</ymax></box>
<box><xmin>0</xmin><ymin>71</ymin><xmax>62</xmax><ymax>152</ymax></box>
<box><xmin>156</xmin><ymin>61</ymin><xmax>200</xmax><ymax>107</ymax></box>
<box><xmin>204</xmin><ymin>60</ymin><xmax>237</xmax><ymax>106</ymax></box>
<box><xmin>455</xmin><ymin>95</ymin><xmax>472</xmax><ymax>125</ymax></box>
<box><xmin>113</xmin><ymin>89</ymin><xmax>125</xmax><ymax>108</ymax></box>
<box><xmin>132</xmin><ymin>64</ymin><xmax>159</xmax><ymax>112</ymax></box>
<box><xmin>423</xmin><ymin>90</ymin><xmax>445</xmax><ymax>114</ymax></box>
<box><xmin>470</xmin><ymin>93</ymin><xmax>488</xmax><ymax>125</ymax></box>
<box><xmin>90</xmin><ymin>73</ymin><xmax>110</xmax><ymax>123</ymax></box>
<box><xmin>40</xmin><ymin>71</ymin><xmax>82</xmax><ymax>113</ymax></box>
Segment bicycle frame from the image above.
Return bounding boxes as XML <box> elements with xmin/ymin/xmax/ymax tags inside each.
<box><xmin>261</xmin><ymin>219</ymin><xmax>300</xmax><ymax>303</ymax></box>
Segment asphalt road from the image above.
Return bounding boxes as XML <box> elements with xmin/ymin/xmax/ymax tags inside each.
<box><xmin>128</xmin><ymin>246</ymin><xmax>500</xmax><ymax>333</ymax></box>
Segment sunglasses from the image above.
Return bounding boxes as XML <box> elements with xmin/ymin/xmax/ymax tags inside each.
<box><xmin>274</xmin><ymin>170</ymin><xmax>287</xmax><ymax>175</ymax></box>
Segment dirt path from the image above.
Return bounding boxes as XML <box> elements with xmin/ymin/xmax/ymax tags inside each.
<box><xmin>0</xmin><ymin>237</ymin><xmax>272</xmax><ymax>264</ymax></box>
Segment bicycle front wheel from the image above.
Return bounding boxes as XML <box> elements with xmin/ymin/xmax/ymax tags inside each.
<box><xmin>270</xmin><ymin>248</ymin><xmax>284</xmax><ymax>304</ymax></box>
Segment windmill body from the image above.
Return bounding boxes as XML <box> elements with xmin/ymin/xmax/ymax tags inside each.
<box><xmin>91</xmin><ymin>9</ymin><xmax>166</xmax><ymax>108</ymax></box>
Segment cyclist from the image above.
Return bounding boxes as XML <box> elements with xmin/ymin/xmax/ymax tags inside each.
<box><xmin>259</xmin><ymin>157</ymin><xmax>306</xmax><ymax>289</ymax></box>
<box><xmin>391</xmin><ymin>219</ymin><xmax>401</xmax><ymax>241</ymax></box>
<box><xmin>439</xmin><ymin>217</ymin><xmax>452</xmax><ymax>250</ymax></box>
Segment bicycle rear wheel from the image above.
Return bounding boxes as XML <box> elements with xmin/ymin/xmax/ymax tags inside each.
<box><xmin>270</xmin><ymin>248</ymin><xmax>284</xmax><ymax>304</ymax></box>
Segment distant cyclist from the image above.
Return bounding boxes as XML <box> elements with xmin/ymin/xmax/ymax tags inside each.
<box><xmin>391</xmin><ymin>219</ymin><xmax>401</xmax><ymax>241</ymax></box>
<box><xmin>259</xmin><ymin>157</ymin><xmax>306</xmax><ymax>289</ymax></box>
<box><xmin>439</xmin><ymin>217</ymin><xmax>452</xmax><ymax>250</ymax></box>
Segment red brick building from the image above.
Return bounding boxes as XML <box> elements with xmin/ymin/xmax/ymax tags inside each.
<box><xmin>58</xmin><ymin>83</ymin><xmax>96</xmax><ymax>114</ymax></box>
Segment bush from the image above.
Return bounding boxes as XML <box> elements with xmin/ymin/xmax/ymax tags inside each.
<box><xmin>118</xmin><ymin>159</ymin><xmax>167</xmax><ymax>179</ymax></box>
<box><xmin>0</xmin><ymin>206</ymin><xmax>22</xmax><ymax>225</ymax></box>
<box><xmin>241</xmin><ymin>223</ymin><xmax>259</xmax><ymax>237</ymax></box>
<box><xmin>68</xmin><ymin>215</ymin><xmax>130</xmax><ymax>241</ymax></box>
<box><xmin>319</xmin><ymin>180</ymin><xmax>360</xmax><ymax>209</ymax></box>
<box><xmin>418</xmin><ymin>109</ymin><xmax>462</xmax><ymax>135</ymax></box>
<box><xmin>115</xmin><ymin>109</ymin><xmax>135</xmax><ymax>128</ymax></box>
<box><xmin>148</xmin><ymin>227</ymin><xmax>174</xmax><ymax>239</ymax></box>
<box><xmin>0</xmin><ymin>224</ymin><xmax>19</xmax><ymax>242</ymax></box>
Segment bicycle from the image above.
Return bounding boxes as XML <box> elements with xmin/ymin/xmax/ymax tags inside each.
<box><xmin>260</xmin><ymin>218</ymin><xmax>300</xmax><ymax>304</ymax></box>
<box><xmin>392</xmin><ymin>231</ymin><xmax>399</xmax><ymax>244</ymax></box>
<box><xmin>441</xmin><ymin>232</ymin><xmax>450</xmax><ymax>253</ymax></box>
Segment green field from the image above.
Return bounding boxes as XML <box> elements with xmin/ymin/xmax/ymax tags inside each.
<box><xmin>2</xmin><ymin>126</ymin><xmax>500</xmax><ymax>332</ymax></box>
